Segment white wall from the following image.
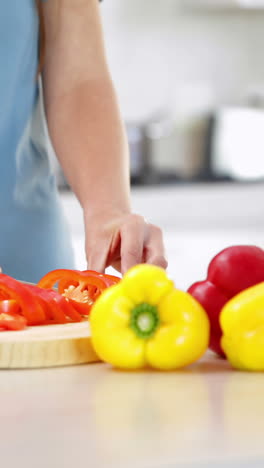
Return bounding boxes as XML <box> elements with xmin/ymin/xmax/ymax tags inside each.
<box><xmin>100</xmin><ymin>0</ymin><xmax>264</xmax><ymax>121</ymax></box>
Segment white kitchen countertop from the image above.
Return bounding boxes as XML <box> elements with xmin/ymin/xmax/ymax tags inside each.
<box><xmin>1</xmin><ymin>353</ymin><xmax>264</xmax><ymax>468</ymax></box>
<box><xmin>2</xmin><ymin>183</ymin><xmax>264</xmax><ymax>468</ymax></box>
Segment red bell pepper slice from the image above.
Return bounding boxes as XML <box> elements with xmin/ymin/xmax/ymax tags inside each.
<box><xmin>38</xmin><ymin>269</ymin><xmax>112</xmax><ymax>315</ymax></box>
<box><xmin>0</xmin><ymin>314</ymin><xmax>27</xmax><ymax>331</ymax></box>
<box><xmin>188</xmin><ymin>245</ymin><xmax>264</xmax><ymax>357</ymax></box>
<box><xmin>25</xmin><ymin>284</ymin><xmax>82</xmax><ymax>324</ymax></box>
<box><xmin>0</xmin><ymin>300</ymin><xmax>27</xmax><ymax>331</ymax></box>
<box><xmin>0</xmin><ymin>299</ymin><xmax>21</xmax><ymax>315</ymax></box>
<box><xmin>103</xmin><ymin>274</ymin><xmax>120</xmax><ymax>285</ymax></box>
<box><xmin>38</xmin><ymin>269</ymin><xmax>108</xmax><ymax>292</ymax></box>
<box><xmin>82</xmin><ymin>271</ymin><xmax>121</xmax><ymax>287</ymax></box>
<box><xmin>47</xmin><ymin>289</ymin><xmax>82</xmax><ymax>323</ymax></box>
<box><xmin>24</xmin><ymin>284</ymin><xmax>54</xmax><ymax>321</ymax></box>
<box><xmin>67</xmin><ymin>299</ymin><xmax>92</xmax><ymax>317</ymax></box>
<box><xmin>0</xmin><ymin>291</ymin><xmax>9</xmax><ymax>300</ymax></box>
<box><xmin>0</xmin><ymin>274</ymin><xmax>46</xmax><ymax>325</ymax></box>
<box><xmin>57</xmin><ymin>271</ymin><xmax>119</xmax><ymax>308</ymax></box>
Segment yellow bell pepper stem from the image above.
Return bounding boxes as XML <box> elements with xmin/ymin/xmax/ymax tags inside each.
<box><xmin>130</xmin><ymin>303</ymin><xmax>160</xmax><ymax>338</ymax></box>
<box><xmin>90</xmin><ymin>264</ymin><xmax>210</xmax><ymax>370</ymax></box>
<box><xmin>220</xmin><ymin>282</ymin><xmax>264</xmax><ymax>371</ymax></box>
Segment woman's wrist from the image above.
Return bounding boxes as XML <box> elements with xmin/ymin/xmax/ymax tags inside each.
<box><xmin>83</xmin><ymin>200</ymin><xmax>132</xmax><ymax>225</ymax></box>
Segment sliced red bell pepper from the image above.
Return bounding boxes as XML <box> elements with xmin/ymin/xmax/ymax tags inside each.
<box><xmin>67</xmin><ymin>298</ymin><xmax>92</xmax><ymax>317</ymax></box>
<box><xmin>0</xmin><ymin>299</ymin><xmax>21</xmax><ymax>315</ymax></box>
<box><xmin>0</xmin><ymin>313</ymin><xmax>27</xmax><ymax>331</ymax></box>
<box><xmin>0</xmin><ymin>291</ymin><xmax>9</xmax><ymax>300</ymax></box>
<box><xmin>0</xmin><ymin>274</ymin><xmax>46</xmax><ymax>325</ymax></box>
<box><xmin>82</xmin><ymin>271</ymin><xmax>121</xmax><ymax>287</ymax></box>
<box><xmin>47</xmin><ymin>289</ymin><xmax>82</xmax><ymax>323</ymax></box>
<box><xmin>103</xmin><ymin>274</ymin><xmax>120</xmax><ymax>285</ymax></box>
<box><xmin>38</xmin><ymin>269</ymin><xmax>108</xmax><ymax>292</ymax></box>
<box><xmin>0</xmin><ymin>300</ymin><xmax>27</xmax><ymax>331</ymax></box>
<box><xmin>38</xmin><ymin>269</ymin><xmax>112</xmax><ymax>315</ymax></box>
<box><xmin>25</xmin><ymin>284</ymin><xmax>82</xmax><ymax>324</ymax></box>
<box><xmin>24</xmin><ymin>284</ymin><xmax>54</xmax><ymax>321</ymax></box>
<box><xmin>188</xmin><ymin>245</ymin><xmax>264</xmax><ymax>357</ymax></box>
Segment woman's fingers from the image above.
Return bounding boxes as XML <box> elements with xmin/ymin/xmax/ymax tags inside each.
<box><xmin>120</xmin><ymin>215</ymin><xmax>146</xmax><ymax>274</ymax></box>
<box><xmin>143</xmin><ymin>224</ymin><xmax>168</xmax><ymax>269</ymax></box>
<box><xmin>85</xmin><ymin>214</ymin><xmax>168</xmax><ymax>275</ymax></box>
<box><xmin>86</xmin><ymin>233</ymin><xmax>111</xmax><ymax>273</ymax></box>
<box><xmin>120</xmin><ymin>217</ymin><xmax>168</xmax><ymax>273</ymax></box>
<box><xmin>87</xmin><ymin>247</ymin><xmax>108</xmax><ymax>273</ymax></box>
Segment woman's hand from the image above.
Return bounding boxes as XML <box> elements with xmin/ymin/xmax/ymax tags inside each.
<box><xmin>85</xmin><ymin>211</ymin><xmax>168</xmax><ymax>275</ymax></box>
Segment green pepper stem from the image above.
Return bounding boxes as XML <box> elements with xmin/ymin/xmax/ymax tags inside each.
<box><xmin>130</xmin><ymin>303</ymin><xmax>160</xmax><ymax>339</ymax></box>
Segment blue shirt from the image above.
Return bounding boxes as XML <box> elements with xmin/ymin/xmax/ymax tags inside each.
<box><xmin>0</xmin><ymin>1</ymin><xmax>75</xmax><ymax>282</ymax></box>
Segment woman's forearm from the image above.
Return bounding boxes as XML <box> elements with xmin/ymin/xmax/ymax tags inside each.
<box><xmin>44</xmin><ymin>77</ymin><xmax>131</xmax><ymax>217</ymax></box>
<box><xmin>41</xmin><ymin>0</ymin><xmax>167</xmax><ymax>273</ymax></box>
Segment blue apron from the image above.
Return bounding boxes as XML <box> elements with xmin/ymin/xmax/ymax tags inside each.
<box><xmin>0</xmin><ymin>1</ymin><xmax>75</xmax><ymax>282</ymax></box>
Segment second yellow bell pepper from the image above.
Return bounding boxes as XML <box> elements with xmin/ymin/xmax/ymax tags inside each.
<box><xmin>220</xmin><ymin>282</ymin><xmax>264</xmax><ymax>371</ymax></box>
<box><xmin>90</xmin><ymin>264</ymin><xmax>210</xmax><ymax>370</ymax></box>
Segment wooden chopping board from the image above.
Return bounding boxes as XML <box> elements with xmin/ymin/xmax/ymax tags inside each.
<box><xmin>0</xmin><ymin>321</ymin><xmax>100</xmax><ymax>369</ymax></box>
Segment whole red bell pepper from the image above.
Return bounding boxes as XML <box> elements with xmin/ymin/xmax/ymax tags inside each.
<box><xmin>188</xmin><ymin>245</ymin><xmax>264</xmax><ymax>357</ymax></box>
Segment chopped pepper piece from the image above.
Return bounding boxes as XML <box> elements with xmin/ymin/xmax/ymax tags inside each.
<box><xmin>90</xmin><ymin>264</ymin><xmax>210</xmax><ymax>370</ymax></box>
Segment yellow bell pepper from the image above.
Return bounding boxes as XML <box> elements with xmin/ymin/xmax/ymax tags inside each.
<box><xmin>220</xmin><ymin>282</ymin><xmax>264</xmax><ymax>371</ymax></box>
<box><xmin>90</xmin><ymin>264</ymin><xmax>210</xmax><ymax>370</ymax></box>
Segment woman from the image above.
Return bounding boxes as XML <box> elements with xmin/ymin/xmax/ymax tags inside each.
<box><xmin>0</xmin><ymin>0</ymin><xmax>167</xmax><ymax>283</ymax></box>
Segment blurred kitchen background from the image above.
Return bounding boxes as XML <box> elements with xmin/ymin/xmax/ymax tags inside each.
<box><xmin>53</xmin><ymin>0</ymin><xmax>264</xmax><ymax>288</ymax></box>
<box><xmin>55</xmin><ymin>0</ymin><xmax>264</xmax><ymax>186</ymax></box>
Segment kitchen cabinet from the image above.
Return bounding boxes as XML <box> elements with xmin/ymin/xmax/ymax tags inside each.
<box><xmin>183</xmin><ymin>0</ymin><xmax>264</xmax><ymax>10</ymax></box>
<box><xmin>60</xmin><ymin>183</ymin><xmax>264</xmax><ymax>290</ymax></box>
